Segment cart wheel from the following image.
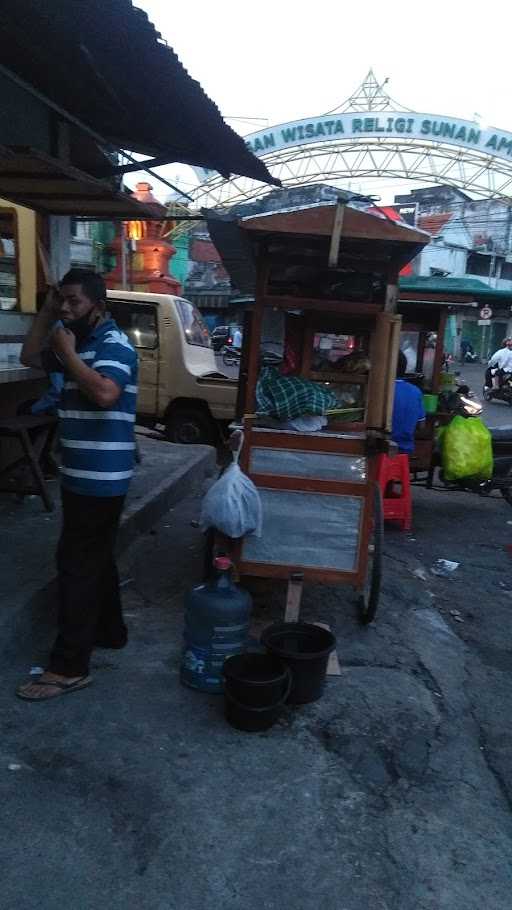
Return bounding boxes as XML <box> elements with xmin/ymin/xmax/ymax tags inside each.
<box><xmin>358</xmin><ymin>484</ymin><xmax>383</xmax><ymax>625</ymax></box>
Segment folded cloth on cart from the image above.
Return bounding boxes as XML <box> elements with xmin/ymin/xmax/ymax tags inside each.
<box><xmin>256</xmin><ymin>366</ymin><xmax>338</xmax><ymax>420</ymax></box>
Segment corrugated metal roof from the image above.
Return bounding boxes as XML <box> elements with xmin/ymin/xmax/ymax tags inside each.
<box><xmin>0</xmin><ymin>0</ymin><xmax>279</xmax><ymax>186</ymax></box>
<box><xmin>0</xmin><ymin>146</ymin><xmax>162</xmax><ymax>218</ymax></box>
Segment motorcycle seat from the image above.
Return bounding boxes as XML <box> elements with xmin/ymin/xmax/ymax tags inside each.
<box><xmin>489</xmin><ymin>426</ymin><xmax>512</xmax><ymax>442</ymax></box>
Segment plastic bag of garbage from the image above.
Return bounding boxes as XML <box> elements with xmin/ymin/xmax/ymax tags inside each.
<box><xmin>442</xmin><ymin>415</ymin><xmax>493</xmax><ymax>482</ymax></box>
<box><xmin>199</xmin><ymin>437</ymin><xmax>262</xmax><ymax>539</ymax></box>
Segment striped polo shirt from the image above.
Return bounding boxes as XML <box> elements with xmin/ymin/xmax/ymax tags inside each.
<box><xmin>58</xmin><ymin>318</ymin><xmax>138</xmax><ymax>498</ymax></box>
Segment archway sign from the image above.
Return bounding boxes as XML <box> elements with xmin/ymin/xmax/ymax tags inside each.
<box><xmin>189</xmin><ymin>71</ymin><xmax>512</xmax><ymax>208</ymax></box>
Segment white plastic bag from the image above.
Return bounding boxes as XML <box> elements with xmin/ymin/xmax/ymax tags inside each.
<box><xmin>199</xmin><ymin>437</ymin><xmax>262</xmax><ymax>539</ymax></box>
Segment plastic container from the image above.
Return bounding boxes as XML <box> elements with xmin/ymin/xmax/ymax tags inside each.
<box><xmin>261</xmin><ymin>622</ymin><xmax>336</xmax><ymax>705</ymax></box>
<box><xmin>223</xmin><ymin>654</ymin><xmax>292</xmax><ymax>732</ymax></box>
<box><xmin>423</xmin><ymin>393</ymin><xmax>438</xmax><ymax>414</ymax></box>
<box><xmin>223</xmin><ymin>653</ymin><xmax>290</xmax><ymax>707</ymax></box>
<box><xmin>180</xmin><ymin>557</ymin><xmax>251</xmax><ymax>693</ymax></box>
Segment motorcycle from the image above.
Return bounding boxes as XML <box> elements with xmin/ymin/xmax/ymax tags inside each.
<box><xmin>221</xmin><ymin>344</ymin><xmax>241</xmax><ymax>367</ymax></box>
<box><xmin>438</xmin><ymin>383</ymin><xmax>482</xmax><ymax>418</ymax></box>
<box><xmin>222</xmin><ymin>345</ymin><xmax>284</xmax><ymax>369</ymax></box>
<box><xmin>426</xmin><ymin>384</ymin><xmax>512</xmax><ymax>504</ymax></box>
<box><xmin>483</xmin><ymin>369</ymin><xmax>512</xmax><ymax>406</ymax></box>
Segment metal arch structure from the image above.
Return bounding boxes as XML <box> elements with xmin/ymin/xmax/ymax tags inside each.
<box><xmin>186</xmin><ymin>71</ymin><xmax>512</xmax><ymax>210</ymax></box>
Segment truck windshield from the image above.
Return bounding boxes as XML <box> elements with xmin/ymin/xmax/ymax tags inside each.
<box><xmin>176</xmin><ymin>299</ymin><xmax>211</xmax><ymax>348</ymax></box>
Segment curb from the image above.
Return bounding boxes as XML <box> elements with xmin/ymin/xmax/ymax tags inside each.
<box><xmin>118</xmin><ymin>443</ymin><xmax>216</xmax><ymax>550</ymax></box>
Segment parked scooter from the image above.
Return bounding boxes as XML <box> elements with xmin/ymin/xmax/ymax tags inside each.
<box><xmin>438</xmin><ymin>383</ymin><xmax>482</xmax><ymax>418</ymax></box>
<box><xmin>222</xmin><ymin>345</ymin><xmax>283</xmax><ymax>369</ymax></box>
<box><xmin>429</xmin><ymin>385</ymin><xmax>512</xmax><ymax>504</ymax></box>
<box><xmin>221</xmin><ymin>344</ymin><xmax>241</xmax><ymax>367</ymax></box>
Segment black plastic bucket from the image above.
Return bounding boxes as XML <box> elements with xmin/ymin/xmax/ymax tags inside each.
<box><xmin>223</xmin><ymin>653</ymin><xmax>292</xmax><ymax>732</ymax></box>
<box><xmin>261</xmin><ymin>622</ymin><xmax>336</xmax><ymax>705</ymax></box>
<box><xmin>223</xmin><ymin>653</ymin><xmax>289</xmax><ymax>707</ymax></box>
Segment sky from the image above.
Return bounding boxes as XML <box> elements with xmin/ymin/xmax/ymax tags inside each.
<box><xmin>128</xmin><ymin>0</ymin><xmax>512</xmax><ymax>204</ymax></box>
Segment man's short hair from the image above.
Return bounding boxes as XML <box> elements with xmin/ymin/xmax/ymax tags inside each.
<box><xmin>60</xmin><ymin>269</ymin><xmax>106</xmax><ymax>307</ymax></box>
<box><xmin>397</xmin><ymin>350</ymin><xmax>408</xmax><ymax>378</ymax></box>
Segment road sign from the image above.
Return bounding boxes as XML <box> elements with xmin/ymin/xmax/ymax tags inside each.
<box><xmin>478</xmin><ymin>319</ymin><xmax>491</xmax><ymax>325</ymax></box>
<box><xmin>480</xmin><ymin>306</ymin><xmax>493</xmax><ymax>319</ymax></box>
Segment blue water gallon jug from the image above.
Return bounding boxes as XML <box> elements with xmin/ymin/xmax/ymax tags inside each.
<box><xmin>180</xmin><ymin>557</ymin><xmax>252</xmax><ymax>693</ymax></box>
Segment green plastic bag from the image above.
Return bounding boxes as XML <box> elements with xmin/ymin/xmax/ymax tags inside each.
<box><xmin>442</xmin><ymin>416</ymin><xmax>493</xmax><ymax>482</ymax></box>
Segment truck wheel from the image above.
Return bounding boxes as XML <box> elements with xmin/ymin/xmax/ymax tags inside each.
<box><xmin>165</xmin><ymin>409</ymin><xmax>216</xmax><ymax>446</ymax></box>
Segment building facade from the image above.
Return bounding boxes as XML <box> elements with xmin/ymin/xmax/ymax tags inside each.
<box><xmin>394</xmin><ymin>186</ymin><xmax>512</xmax><ymax>357</ymax></box>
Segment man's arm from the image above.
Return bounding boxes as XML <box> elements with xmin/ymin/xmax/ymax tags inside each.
<box><xmin>51</xmin><ymin>327</ymin><xmax>121</xmax><ymax>409</ymax></box>
<box><xmin>20</xmin><ymin>288</ymin><xmax>60</xmax><ymax>368</ymax></box>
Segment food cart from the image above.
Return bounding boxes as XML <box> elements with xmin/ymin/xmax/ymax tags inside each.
<box><xmin>396</xmin><ymin>287</ymin><xmax>480</xmax><ymax>478</ymax></box>
<box><xmin>226</xmin><ymin>203</ymin><xmax>428</xmax><ymax>623</ymax></box>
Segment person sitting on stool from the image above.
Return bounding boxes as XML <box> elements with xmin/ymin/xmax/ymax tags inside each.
<box><xmin>391</xmin><ymin>351</ymin><xmax>426</xmax><ymax>455</ymax></box>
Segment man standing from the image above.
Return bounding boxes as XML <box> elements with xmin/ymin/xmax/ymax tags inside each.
<box><xmin>17</xmin><ymin>270</ymin><xmax>137</xmax><ymax>701</ymax></box>
<box><xmin>391</xmin><ymin>351</ymin><xmax>425</xmax><ymax>454</ymax></box>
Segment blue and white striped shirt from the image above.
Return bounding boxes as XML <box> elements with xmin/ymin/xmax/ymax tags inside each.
<box><xmin>58</xmin><ymin>318</ymin><xmax>138</xmax><ymax>497</ymax></box>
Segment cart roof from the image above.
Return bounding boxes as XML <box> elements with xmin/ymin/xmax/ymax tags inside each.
<box><xmin>240</xmin><ymin>202</ymin><xmax>430</xmax><ymax>246</ymax></box>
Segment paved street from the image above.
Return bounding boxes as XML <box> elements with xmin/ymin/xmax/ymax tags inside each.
<box><xmin>1</xmin><ymin>479</ymin><xmax>512</xmax><ymax>910</ymax></box>
<box><xmin>215</xmin><ymin>352</ymin><xmax>239</xmax><ymax>380</ymax></box>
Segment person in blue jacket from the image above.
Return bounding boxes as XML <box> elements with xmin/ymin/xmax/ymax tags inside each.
<box><xmin>392</xmin><ymin>351</ymin><xmax>425</xmax><ymax>454</ymax></box>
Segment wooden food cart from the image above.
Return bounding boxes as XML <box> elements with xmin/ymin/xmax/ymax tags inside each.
<box><xmin>228</xmin><ymin>203</ymin><xmax>428</xmax><ymax>624</ymax></box>
<box><xmin>396</xmin><ymin>287</ymin><xmax>479</xmax><ymax>477</ymax></box>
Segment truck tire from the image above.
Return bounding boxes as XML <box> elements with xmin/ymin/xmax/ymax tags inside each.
<box><xmin>165</xmin><ymin>408</ymin><xmax>216</xmax><ymax>446</ymax></box>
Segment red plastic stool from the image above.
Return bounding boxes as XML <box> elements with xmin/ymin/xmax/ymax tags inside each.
<box><xmin>376</xmin><ymin>453</ymin><xmax>412</xmax><ymax>531</ymax></box>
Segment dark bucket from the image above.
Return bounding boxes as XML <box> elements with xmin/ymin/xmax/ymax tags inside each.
<box><xmin>261</xmin><ymin>622</ymin><xmax>336</xmax><ymax>705</ymax></box>
<box><xmin>223</xmin><ymin>653</ymin><xmax>289</xmax><ymax>707</ymax></box>
<box><xmin>223</xmin><ymin>654</ymin><xmax>292</xmax><ymax>732</ymax></box>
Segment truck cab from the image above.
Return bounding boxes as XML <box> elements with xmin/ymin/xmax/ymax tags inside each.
<box><xmin>106</xmin><ymin>290</ymin><xmax>237</xmax><ymax>444</ymax></box>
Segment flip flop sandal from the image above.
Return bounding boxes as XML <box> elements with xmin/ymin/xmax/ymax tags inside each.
<box><xmin>16</xmin><ymin>675</ymin><xmax>92</xmax><ymax>701</ymax></box>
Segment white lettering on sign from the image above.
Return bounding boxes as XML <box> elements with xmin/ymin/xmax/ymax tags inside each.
<box><xmin>242</xmin><ymin>114</ymin><xmax>512</xmax><ymax>160</ymax></box>
<box><xmin>193</xmin><ymin>112</ymin><xmax>512</xmax><ymax>184</ymax></box>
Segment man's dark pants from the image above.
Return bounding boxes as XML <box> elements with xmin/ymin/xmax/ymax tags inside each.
<box><xmin>49</xmin><ymin>488</ymin><xmax>127</xmax><ymax>677</ymax></box>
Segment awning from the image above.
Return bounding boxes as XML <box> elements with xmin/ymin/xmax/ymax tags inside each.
<box><xmin>399</xmin><ymin>275</ymin><xmax>512</xmax><ymax>307</ymax></box>
<box><xmin>399</xmin><ymin>275</ymin><xmax>512</xmax><ymax>303</ymax></box>
<box><xmin>0</xmin><ymin>147</ymin><xmax>163</xmax><ymax>218</ymax></box>
<box><xmin>0</xmin><ymin>0</ymin><xmax>279</xmax><ymax>187</ymax></box>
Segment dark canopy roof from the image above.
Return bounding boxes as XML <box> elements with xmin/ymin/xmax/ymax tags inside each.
<box><xmin>0</xmin><ymin>147</ymin><xmax>162</xmax><ymax>218</ymax></box>
<box><xmin>208</xmin><ymin>204</ymin><xmax>429</xmax><ymax>294</ymax></box>
<box><xmin>0</xmin><ymin>0</ymin><xmax>278</xmax><ymax>185</ymax></box>
<box><xmin>399</xmin><ymin>276</ymin><xmax>512</xmax><ymax>303</ymax></box>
